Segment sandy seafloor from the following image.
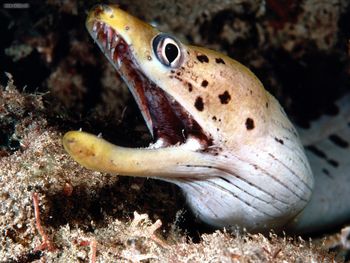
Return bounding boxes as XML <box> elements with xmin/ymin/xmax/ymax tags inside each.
<box><xmin>1</xmin><ymin>0</ymin><xmax>350</xmax><ymax>262</ymax></box>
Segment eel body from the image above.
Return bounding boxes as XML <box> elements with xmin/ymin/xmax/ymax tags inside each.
<box><xmin>63</xmin><ymin>4</ymin><xmax>350</xmax><ymax>233</ymax></box>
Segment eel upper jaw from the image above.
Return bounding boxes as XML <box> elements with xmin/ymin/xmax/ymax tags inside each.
<box><xmin>86</xmin><ymin>19</ymin><xmax>213</xmax><ymax>152</ymax></box>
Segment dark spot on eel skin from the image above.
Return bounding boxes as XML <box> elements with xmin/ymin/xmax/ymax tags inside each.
<box><xmin>175</xmin><ymin>76</ymin><xmax>182</xmax><ymax>81</ymax></box>
<box><xmin>328</xmin><ymin>159</ymin><xmax>339</xmax><ymax>167</ymax></box>
<box><xmin>266</xmin><ymin>102</ymin><xmax>269</xmax><ymax>108</ymax></box>
<box><xmin>329</xmin><ymin>134</ymin><xmax>349</xmax><ymax>148</ymax></box>
<box><xmin>218</xmin><ymin>91</ymin><xmax>231</xmax><ymax>104</ymax></box>
<box><xmin>274</xmin><ymin>137</ymin><xmax>284</xmax><ymax>145</ymax></box>
<box><xmin>197</xmin><ymin>54</ymin><xmax>209</xmax><ymax>63</ymax></box>
<box><xmin>322</xmin><ymin>168</ymin><xmax>333</xmax><ymax>178</ymax></box>
<box><xmin>307</xmin><ymin>146</ymin><xmax>339</xmax><ymax>167</ymax></box>
<box><xmin>307</xmin><ymin>146</ymin><xmax>327</xmax><ymax>158</ymax></box>
<box><xmin>187</xmin><ymin>83</ymin><xmax>193</xmax><ymax>92</ymax></box>
<box><xmin>212</xmin><ymin>116</ymin><xmax>217</xmax><ymax>121</ymax></box>
<box><xmin>215</xmin><ymin>58</ymin><xmax>225</xmax><ymax>64</ymax></box>
<box><xmin>245</xmin><ymin>118</ymin><xmax>255</xmax><ymax>130</ymax></box>
<box><xmin>201</xmin><ymin>80</ymin><xmax>208</xmax><ymax>87</ymax></box>
<box><xmin>194</xmin><ymin>96</ymin><xmax>204</xmax><ymax>111</ymax></box>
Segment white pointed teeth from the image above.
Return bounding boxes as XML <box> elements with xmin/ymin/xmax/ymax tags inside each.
<box><xmin>111</xmin><ymin>47</ymin><xmax>116</xmax><ymax>57</ymax></box>
<box><xmin>103</xmin><ymin>23</ymin><xmax>108</xmax><ymax>34</ymax></box>
<box><xmin>106</xmin><ymin>27</ymin><xmax>113</xmax><ymax>50</ymax></box>
<box><xmin>148</xmin><ymin>138</ymin><xmax>168</xmax><ymax>149</ymax></box>
<box><xmin>183</xmin><ymin>137</ymin><xmax>204</xmax><ymax>151</ymax></box>
<box><xmin>93</xmin><ymin>23</ymin><xmax>97</xmax><ymax>32</ymax></box>
<box><xmin>91</xmin><ymin>21</ymin><xmax>123</xmax><ymax>60</ymax></box>
<box><xmin>92</xmin><ymin>21</ymin><xmax>100</xmax><ymax>39</ymax></box>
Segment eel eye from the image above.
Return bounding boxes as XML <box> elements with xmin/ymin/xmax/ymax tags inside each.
<box><xmin>152</xmin><ymin>34</ymin><xmax>182</xmax><ymax>68</ymax></box>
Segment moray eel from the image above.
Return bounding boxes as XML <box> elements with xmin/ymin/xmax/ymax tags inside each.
<box><xmin>63</xmin><ymin>4</ymin><xmax>350</xmax><ymax>233</ymax></box>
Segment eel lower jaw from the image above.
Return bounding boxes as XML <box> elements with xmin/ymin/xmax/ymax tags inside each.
<box><xmin>62</xmin><ymin>131</ymin><xmax>214</xmax><ymax>179</ymax></box>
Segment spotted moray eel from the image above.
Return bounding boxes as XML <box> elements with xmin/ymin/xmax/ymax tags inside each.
<box><xmin>63</xmin><ymin>4</ymin><xmax>350</xmax><ymax>233</ymax></box>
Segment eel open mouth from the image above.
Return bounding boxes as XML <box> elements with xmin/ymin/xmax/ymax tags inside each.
<box><xmin>89</xmin><ymin>20</ymin><xmax>212</xmax><ymax>149</ymax></box>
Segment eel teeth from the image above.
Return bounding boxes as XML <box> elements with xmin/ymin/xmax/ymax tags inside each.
<box><xmin>92</xmin><ymin>22</ymin><xmax>98</xmax><ymax>39</ymax></box>
<box><xmin>110</xmin><ymin>34</ymin><xmax>120</xmax><ymax>57</ymax></box>
<box><xmin>111</xmin><ymin>47</ymin><xmax>116</xmax><ymax>57</ymax></box>
<box><xmin>93</xmin><ymin>22</ymin><xmax>98</xmax><ymax>32</ymax></box>
<box><xmin>111</xmin><ymin>35</ymin><xmax>119</xmax><ymax>49</ymax></box>
<box><xmin>90</xmin><ymin>21</ymin><xmax>124</xmax><ymax>60</ymax></box>
<box><xmin>117</xmin><ymin>57</ymin><xmax>122</xmax><ymax>68</ymax></box>
<box><xmin>107</xmin><ymin>26</ymin><xmax>114</xmax><ymax>50</ymax></box>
